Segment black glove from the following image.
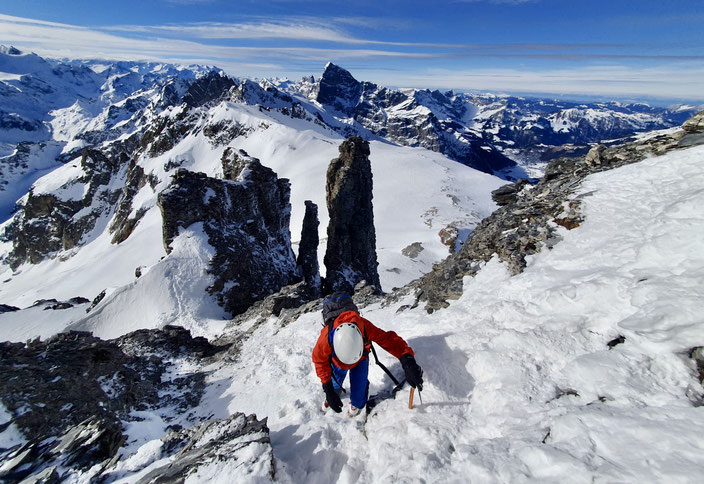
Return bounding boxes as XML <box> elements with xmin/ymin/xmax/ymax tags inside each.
<box><xmin>401</xmin><ymin>354</ymin><xmax>424</xmax><ymax>391</ymax></box>
<box><xmin>322</xmin><ymin>381</ymin><xmax>343</xmax><ymax>413</ymax></box>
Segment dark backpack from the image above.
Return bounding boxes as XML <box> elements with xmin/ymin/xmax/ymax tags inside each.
<box><xmin>322</xmin><ymin>292</ymin><xmax>358</xmax><ymax>326</ymax></box>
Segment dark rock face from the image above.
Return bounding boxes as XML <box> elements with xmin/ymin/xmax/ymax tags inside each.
<box><xmin>29</xmin><ymin>297</ymin><xmax>90</xmax><ymax>311</ymax></box>
<box><xmin>128</xmin><ymin>413</ymin><xmax>273</xmax><ymax>483</ymax></box>
<box><xmin>316</xmin><ymin>63</ymin><xmax>362</xmax><ymax>115</ymax></box>
<box><xmin>110</xmin><ymin>160</ymin><xmax>156</xmax><ymax>244</ymax></box>
<box><xmin>411</xmin><ymin>111</ymin><xmax>704</xmax><ymax>312</ymax></box>
<box><xmin>0</xmin><ymin>417</ymin><xmax>125</xmax><ymax>482</ymax></box>
<box><xmin>312</xmin><ymin>64</ymin><xmax>515</xmax><ymax>175</ymax></box>
<box><xmin>0</xmin><ymin>303</ymin><xmax>20</xmax><ymax>313</ymax></box>
<box><xmin>402</xmin><ymin>242</ymin><xmax>424</xmax><ymax>259</ymax></box>
<box><xmin>323</xmin><ymin>137</ymin><xmax>381</xmax><ymax>293</ymax></box>
<box><xmin>182</xmin><ymin>71</ymin><xmax>236</xmax><ymax>108</ymax></box>
<box><xmin>0</xmin><ymin>326</ymin><xmax>220</xmax><ymax>482</ymax></box>
<box><xmin>491</xmin><ymin>179</ymin><xmax>531</xmax><ymax>207</ymax></box>
<box><xmin>202</xmin><ymin>118</ymin><xmax>251</xmax><ymax>148</ymax></box>
<box><xmin>297</xmin><ymin>200</ymin><xmax>321</xmax><ymax>295</ymax></box>
<box><xmin>157</xmin><ymin>149</ymin><xmax>300</xmax><ymax>315</ymax></box>
<box><xmin>6</xmin><ymin>146</ymin><xmax>131</xmax><ymax>269</ymax></box>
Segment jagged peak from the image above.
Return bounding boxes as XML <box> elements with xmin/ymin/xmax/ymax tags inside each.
<box><xmin>320</xmin><ymin>62</ymin><xmax>359</xmax><ymax>85</ymax></box>
<box><xmin>0</xmin><ymin>45</ymin><xmax>22</xmax><ymax>55</ymax></box>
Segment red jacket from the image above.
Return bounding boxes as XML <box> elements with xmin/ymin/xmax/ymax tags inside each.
<box><xmin>312</xmin><ymin>311</ymin><xmax>414</xmax><ymax>384</ymax></box>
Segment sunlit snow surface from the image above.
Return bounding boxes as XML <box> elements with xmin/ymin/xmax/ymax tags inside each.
<box><xmin>0</xmin><ymin>100</ymin><xmax>504</xmax><ymax>341</ymax></box>
<box><xmin>180</xmin><ymin>145</ymin><xmax>703</xmax><ymax>483</ymax></box>
<box><xmin>2</xmin><ymin>141</ymin><xmax>703</xmax><ymax>482</ymax></box>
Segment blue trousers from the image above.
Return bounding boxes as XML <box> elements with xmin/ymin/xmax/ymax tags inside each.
<box><xmin>331</xmin><ymin>358</ymin><xmax>369</xmax><ymax>409</ymax></box>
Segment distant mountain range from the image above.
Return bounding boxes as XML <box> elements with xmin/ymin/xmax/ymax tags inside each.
<box><xmin>279</xmin><ymin>62</ymin><xmax>699</xmax><ymax>176</ymax></box>
<box><xmin>2</xmin><ymin>45</ymin><xmax>704</xmax><ymax>484</ymax></box>
<box><xmin>0</xmin><ymin>45</ymin><xmax>700</xmax><ymax>296</ymax></box>
<box><xmin>2</xmin><ymin>47</ymin><xmax>699</xmax><ymax>193</ymax></box>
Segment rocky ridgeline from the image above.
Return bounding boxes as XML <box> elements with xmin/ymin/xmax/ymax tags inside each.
<box><xmin>308</xmin><ymin>63</ymin><xmax>515</xmax><ymax>175</ymax></box>
<box><xmin>323</xmin><ymin>136</ymin><xmax>381</xmax><ymax>294</ymax></box>
<box><xmin>158</xmin><ymin>148</ymin><xmax>300</xmax><ymax>316</ymax></box>
<box><xmin>409</xmin><ymin>111</ymin><xmax>704</xmax><ymax>313</ymax></box>
<box><xmin>0</xmin><ymin>326</ymin><xmax>276</xmax><ymax>482</ymax></box>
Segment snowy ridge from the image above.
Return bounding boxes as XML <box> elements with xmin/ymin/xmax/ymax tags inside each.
<box><xmin>1</xmin><ymin>48</ymin><xmax>703</xmax><ymax>481</ymax></box>
<box><xmin>0</xmin><ymin>62</ymin><xmax>504</xmax><ymax>340</ymax></box>
<box><xmin>192</xmin><ymin>144</ymin><xmax>704</xmax><ymax>482</ymax></box>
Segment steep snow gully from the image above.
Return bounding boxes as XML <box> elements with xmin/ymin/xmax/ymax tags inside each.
<box><xmin>183</xmin><ymin>144</ymin><xmax>704</xmax><ymax>483</ymax></box>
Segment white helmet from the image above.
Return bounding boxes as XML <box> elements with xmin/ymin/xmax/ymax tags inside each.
<box><xmin>332</xmin><ymin>322</ymin><xmax>364</xmax><ymax>365</ymax></box>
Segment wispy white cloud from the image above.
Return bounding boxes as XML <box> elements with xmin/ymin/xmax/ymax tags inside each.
<box><xmin>1</xmin><ymin>13</ymin><xmax>702</xmax><ymax>101</ymax></box>
<box><xmin>0</xmin><ymin>14</ymin><xmax>434</xmax><ymax>63</ymax></box>
<box><xmin>376</xmin><ymin>64</ymin><xmax>704</xmax><ymax>101</ymax></box>
<box><xmin>107</xmin><ymin>21</ymin><xmax>362</xmax><ymax>43</ymax></box>
<box><xmin>105</xmin><ymin>19</ymin><xmax>451</xmax><ymax>47</ymax></box>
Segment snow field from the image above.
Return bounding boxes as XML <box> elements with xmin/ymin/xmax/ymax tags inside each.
<box><xmin>187</xmin><ymin>145</ymin><xmax>704</xmax><ymax>482</ymax></box>
<box><xmin>65</xmin><ymin>223</ymin><xmax>229</xmax><ymax>340</ymax></box>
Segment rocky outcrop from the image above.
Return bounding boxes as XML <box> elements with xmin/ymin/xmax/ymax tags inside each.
<box><xmin>491</xmin><ymin>178</ymin><xmax>531</xmax><ymax>206</ymax></box>
<box><xmin>0</xmin><ymin>326</ymin><xmax>222</xmax><ymax>482</ymax></box>
<box><xmin>127</xmin><ymin>413</ymin><xmax>274</xmax><ymax>483</ymax></box>
<box><xmin>411</xmin><ymin>111</ymin><xmax>704</xmax><ymax>312</ymax></box>
<box><xmin>297</xmin><ymin>200</ymin><xmax>321</xmax><ymax>294</ymax></box>
<box><xmin>110</xmin><ymin>159</ymin><xmax>158</xmax><ymax>244</ymax></box>
<box><xmin>157</xmin><ymin>149</ymin><xmax>300</xmax><ymax>315</ymax></box>
<box><xmin>402</xmin><ymin>242</ymin><xmax>424</xmax><ymax>259</ymax></box>
<box><xmin>0</xmin><ymin>303</ymin><xmax>20</xmax><ymax>313</ymax></box>
<box><xmin>0</xmin><ymin>416</ymin><xmax>125</xmax><ymax>482</ymax></box>
<box><xmin>182</xmin><ymin>71</ymin><xmax>236</xmax><ymax>108</ymax></box>
<box><xmin>30</xmin><ymin>297</ymin><xmax>90</xmax><ymax>310</ymax></box>
<box><xmin>6</xmin><ymin>147</ymin><xmax>129</xmax><ymax>269</ymax></box>
<box><xmin>323</xmin><ymin>137</ymin><xmax>381</xmax><ymax>293</ymax></box>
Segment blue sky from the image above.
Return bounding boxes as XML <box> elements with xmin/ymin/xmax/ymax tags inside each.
<box><xmin>1</xmin><ymin>0</ymin><xmax>702</xmax><ymax>102</ymax></box>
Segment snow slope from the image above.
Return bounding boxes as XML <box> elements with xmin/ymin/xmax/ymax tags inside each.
<box><xmin>171</xmin><ymin>144</ymin><xmax>704</xmax><ymax>483</ymax></box>
<box><xmin>0</xmin><ymin>98</ymin><xmax>503</xmax><ymax>341</ymax></box>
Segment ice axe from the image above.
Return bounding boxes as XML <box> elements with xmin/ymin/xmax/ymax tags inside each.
<box><xmin>409</xmin><ymin>386</ymin><xmax>422</xmax><ymax>409</ymax></box>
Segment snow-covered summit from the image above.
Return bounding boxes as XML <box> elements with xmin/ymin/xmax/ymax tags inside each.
<box><xmin>0</xmin><ymin>45</ymin><xmax>22</xmax><ymax>55</ymax></box>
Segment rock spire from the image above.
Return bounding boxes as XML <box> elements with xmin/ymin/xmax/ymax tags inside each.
<box><xmin>323</xmin><ymin>136</ymin><xmax>380</xmax><ymax>294</ymax></box>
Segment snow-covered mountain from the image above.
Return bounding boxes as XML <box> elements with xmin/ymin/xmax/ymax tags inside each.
<box><xmin>468</xmin><ymin>95</ymin><xmax>698</xmax><ymax>175</ymax></box>
<box><xmin>2</xmin><ymin>111</ymin><xmax>703</xmax><ymax>483</ymax></box>
<box><xmin>0</xmin><ymin>48</ymin><xmax>505</xmax><ymax>338</ymax></box>
<box><xmin>280</xmin><ymin>64</ymin><xmax>699</xmax><ymax>178</ymax></box>
<box><xmin>1</xmin><ymin>45</ymin><xmax>703</xmax><ymax>482</ymax></box>
<box><xmin>0</xmin><ymin>46</ymin><xmax>212</xmax><ymax>219</ymax></box>
<box><xmin>0</xmin><ymin>46</ymin><xmax>699</xmax><ymax>339</ymax></box>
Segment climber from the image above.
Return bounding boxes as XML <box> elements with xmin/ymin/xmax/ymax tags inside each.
<box><xmin>312</xmin><ymin>292</ymin><xmax>424</xmax><ymax>417</ymax></box>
